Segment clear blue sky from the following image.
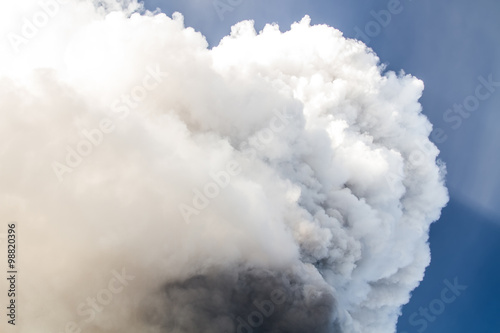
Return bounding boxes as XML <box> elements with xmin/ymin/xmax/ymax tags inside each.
<box><xmin>142</xmin><ymin>1</ymin><xmax>500</xmax><ymax>331</ymax></box>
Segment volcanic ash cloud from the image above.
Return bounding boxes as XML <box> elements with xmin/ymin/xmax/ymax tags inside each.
<box><xmin>0</xmin><ymin>1</ymin><xmax>448</xmax><ymax>333</ymax></box>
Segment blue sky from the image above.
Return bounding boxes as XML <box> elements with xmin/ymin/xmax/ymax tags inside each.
<box><xmin>141</xmin><ymin>0</ymin><xmax>500</xmax><ymax>331</ymax></box>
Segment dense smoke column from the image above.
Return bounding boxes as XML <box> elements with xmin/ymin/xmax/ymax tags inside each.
<box><xmin>0</xmin><ymin>1</ymin><xmax>448</xmax><ymax>333</ymax></box>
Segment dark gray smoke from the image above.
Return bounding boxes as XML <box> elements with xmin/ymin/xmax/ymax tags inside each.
<box><xmin>141</xmin><ymin>267</ymin><xmax>340</xmax><ymax>333</ymax></box>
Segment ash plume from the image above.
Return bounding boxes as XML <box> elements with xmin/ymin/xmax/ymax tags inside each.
<box><xmin>0</xmin><ymin>1</ymin><xmax>448</xmax><ymax>333</ymax></box>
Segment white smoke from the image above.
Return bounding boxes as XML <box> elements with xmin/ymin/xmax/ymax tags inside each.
<box><xmin>0</xmin><ymin>1</ymin><xmax>448</xmax><ymax>333</ymax></box>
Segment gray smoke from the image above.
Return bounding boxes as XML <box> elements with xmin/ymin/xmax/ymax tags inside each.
<box><xmin>0</xmin><ymin>1</ymin><xmax>448</xmax><ymax>333</ymax></box>
<box><xmin>141</xmin><ymin>267</ymin><xmax>340</xmax><ymax>333</ymax></box>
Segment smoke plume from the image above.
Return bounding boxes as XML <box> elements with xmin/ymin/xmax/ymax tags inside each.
<box><xmin>0</xmin><ymin>1</ymin><xmax>448</xmax><ymax>332</ymax></box>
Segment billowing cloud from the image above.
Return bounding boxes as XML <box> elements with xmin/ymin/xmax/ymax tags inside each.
<box><xmin>0</xmin><ymin>1</ymin><xmax>448</xmax><ymax>333</ymax></box>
